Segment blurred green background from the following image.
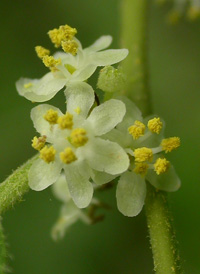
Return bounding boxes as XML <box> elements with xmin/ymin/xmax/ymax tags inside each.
<box><xmin>0</xmin><ymin>0</ymin><xmax>200</xmax><ymax>273</ymax></box>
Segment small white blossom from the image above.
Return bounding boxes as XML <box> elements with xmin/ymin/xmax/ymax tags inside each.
<box><xmin>16</xmin><ymin>32</ymin><xmax>128</xmax><ymax>102</ymax></box>
<box><xmin>102</xmin><ymin>97</ymin><xmax>181</xmax><ymax>217</ymax></box>
<box><xmin>51</xmin><ymin>174</ymin><xmax>92</xmax><ymax>241</ymax></box>
<box><xmin>29</xmin><ymin>87</ymin><xmax>129</xmax><ymax>208</ymax></box>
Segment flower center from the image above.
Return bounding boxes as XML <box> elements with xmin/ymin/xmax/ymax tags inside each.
<box><xmin>147</xmin><ymin>117</ymin><xmax>162</xmax><ymax>134</ymax></box>
<box><xmin>40</xmin><ymin>146</ymin><xmax>56</xmax><ymax>163</ymax></box>
<box><xmin>57</xmin><ymin>112</ymin><xmax>73</xmax><ymax>129</ymax></box>
<box><xmin>44</xmin><ymin>109</ymin><xmax>58</xmax><ymax>124</ymax></box>
<box><xmin>69</xmin><ymin>128</ymin><xmax>88</xmax><ymax>147</ymax></box>
<box><xmin>128</xmin><ymin>121</ymin><xmax>145</xmax><ymax>140</ymax></box>
<box><xmin>32</xmin><ymin>136</ymin><xmax>46</xmax><ymax>151</ymax></box>
<box><xmin>65</xmin><ymin>64</ymin><xmax>77</xmax><ymax>74</ymax></box>
<box><xmin>161</xmin><ymin>137</ymin><xmax>180</xmax><ymax>153</ymax></box>
<box><xmin>60</xmin><ymin>147</ymin><xmax>77</xmax><ymax>164</ymax></box>
<box><xmin>134</xmin><ymin>147</ymin><xmax>153</xmax><ymax>162</ymax></box>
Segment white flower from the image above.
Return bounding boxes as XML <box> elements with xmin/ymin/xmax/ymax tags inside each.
<box><xmin>16</xmin><ymin>33</ymin><xmax>128</xmax><ymax>102</ymax></box>
<box><xmin>102</xmin><ymin>97</ymin><xmax>181</xmax><ymax>217</ymax></box>
<box><xmin>29</xmin><ymin>86</ymin><xmax>129</xmax><ymax>208</ymax></box>
<box><xmin>51</xmin><ymin>174</ymin><xmax>92</xmax><ymax>241</ymax></box>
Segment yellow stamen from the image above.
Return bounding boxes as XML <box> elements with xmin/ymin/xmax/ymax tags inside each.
<box><xmin>134</xmin><ymin>163</ymin><xmax>149</xmax><ymax>176</ymax></box>
<box><xmin>74</xmin><ymin>107</ymin><xmax>81</xmax><ymax>115</ymax></box>
<box><xmin>40</xmin><ymin>146</ymin><xmax>56</xmax><ymax>163</ymax></box>
<box><xmin>42</xmin><ymin>55</ymin><xmax>61</xmax><ymax>69</ymax></box>
<box><xmin>60</xmin><ymin>147</ymin><xmax>77</xmax><ymax>164</ymax></box>
<box><xmin>24</xmin><ymin>83</ymin><xmax>33</xmax><ymax>89</ymax></box>
<box><xmin>134</xmin><ymin>147</ymin><xmax>153</xmax><ymax>162</ymax></box>
<box><xmin>48</xmin><ymin>24</ymin><xmax>77</xmax><ymax>48</ymax></box>
<box><xmin>32</xmin><ymin>136</ymin><xmax>46</xmax><ymax>151</ymax></box>
<box><xmin>161</xmin><ymin>137</ymin><xmax>180</xmax><ymax>153</ymax></box>
<box><xmin>70</xmin><ymin>128</ymin><xmax>88</xmax><ymax>147</ymax></box>
<box><xmin>154</xmin><ymin>158</ymin><xmax>170</xmax><ymax>175</ymax></box>
<box><xmin>61</xmin><ymin>40</ymin><xmax>78</xmax><ymax>55</ymax></box>
<box><xmin>128</xmin><ymin>121</ymin><xmax>145</xmax><ymax>140</ymax></box>
<box><xmin>44</xmin><ymin>109</ymin><xmax>58</xmax><ymax>124</ymax></box>
<box><xmin>148</xmin><ymin>117</ymin><xmax>163</xmax><ymax>134</ymax></box>
<box><xmin>57</xmin><ymin>112</ymin><xmax>73</xmax><ymax>130</ymax></box>
<box><xmin>35</xmin><ymin>46</ymin><xmax>50</xmax><ymax>59</ymax></box>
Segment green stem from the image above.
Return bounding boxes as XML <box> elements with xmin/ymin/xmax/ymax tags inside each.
<box><xmin>145</xmin><ymin>183</ymin><xmax>182</xmax><ymax>273</ymax></box>
<box><xmin>120</xmin><ymin>0</ymin><xmax>182</xmax><ymax>273</ymax></box>
<box><xmin>120</xmin><ymin>0</ymin><xmax>151</xmax><ymax>116</ymax></box>
<box><xmin>0</xmin><ymin>218</ymin><xmax>7</xmax><ymax>274</ymax></box>
<box><xmin>0</xmin><ymin>155</ymin><xmax>38</xmax><ymax>215</ymax></box>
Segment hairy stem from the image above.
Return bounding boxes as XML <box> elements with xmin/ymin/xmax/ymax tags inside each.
<box><xmin>0</xmin><ymin>218</ymin><xmax>7</xmax><ymax>274</ymax></box>
<box><xmin>0</xmin><ymin>155</ymin><xmax>38</xmax><ymax>215</ymax></box>
<box><xmin>145</xmin><ymin>183</ymin><xmax>182</xmax><ymax>273</ymax></box>
<box><xmin>120</xmin><ymin>0</ymin><xmax>151</xmax><ymax>116</ymax></box>
<box><xmin>120</xmin><ymin>0</ymin><xmax>182</xmax><ymax>273</ymax></box>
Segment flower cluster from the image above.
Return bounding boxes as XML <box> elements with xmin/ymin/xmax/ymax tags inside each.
<box><xmin>156</xmin><ymin>0</ymin><xmax>200</xmax><ymax>23</ymax></box>
<box><xmin>16</xmin><ymin>24</ymin><xmax>181</xmax><ymax>238</ymax></box>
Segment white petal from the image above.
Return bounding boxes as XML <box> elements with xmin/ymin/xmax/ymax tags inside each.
<box><xmin>65</xmin><ymin>82</ymin><xmax>95</xmax><ymax>118</ymax></box>
<box><xmin>146</xmin><ymin>165</ymin><xmax>181</xmax><ymax>192</ymax></box>
<box><xmin>72</xmin><ymin>64</ymin><xmax>97</xmax><ymax>82</ymax></box>
<box><xmin>85</xmin><ymin>138</ymin><xmax>129</xmax><ymax>175</ymax></box>
<box><xmin>91</xmin><ymin>170</ymin><xmax>117</xmax><ymax>185</ymax></box>
<box><xmin>87</xmin><ymin>99</ymin><xmax>126</xmax><ymax>136</ymax></box>
<box><xmin>89</xmin><ymin>49</ymin><xmax>129</xmax><ymax>66</ymax></box>
<box><xmin>116</xmin><ymin>171</ymin><xmax>146</xmax><ymax>217</ymax></box>
<box><xmin>52</xmin><ymin>173</ymin><xmax>71</xmax><ymax>203</ymax></box>
<box><xmin>31</xmin><ymin>104</ymin><xmax>63</xmax><ymax>136</ymax></box>
<box><xmin>51</xmin><ymin>203</ymin><xmax>80</xmax><ymax>241</ymax></box>
<box><xmin>64</xmin><ymin>160</ymin><xmax>93</xmax><ymax>208</ymax></box>
<box><xmin>29</xmin><ymin>159</ymin><xmax>62</xmax><ymax>191</ymax></box>
<box><xmin>116</xmin><ymin>96</ymin><xmax>143</xmax><ymax>132</ymax></box>
<box><xmin>84</xmin><ymin>36</ymin><xmax>113</xmax><ymax>52</ymax></box>
<box><xmin>16</xmin><ymin>73</ymin><xmax>66</xmax><ymax>102</ymax></box>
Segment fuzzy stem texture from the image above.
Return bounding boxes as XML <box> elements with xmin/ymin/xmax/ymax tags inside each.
<box><xmin>120</xmin><ymin>0</ymin><xmax>182</xmax><ymax>273</ymax></box>
<box><xmin>0</xmin><ymin>155</ymin><xmax>38</xmax><ymax>215</ymax></box>
<box><xmin>145</xmin><ymin>183</ymin><xmax>182</xmax><ymax>273</ymax></box>
<box><xmin>120</xmin><ymin>0</ymin><xmax>151</xmax><ymax>116</ymax></box>
<box><xmin>0</xmin><ymin>218</ymin><xmax>7</xmax><ymax>274</ymax></box>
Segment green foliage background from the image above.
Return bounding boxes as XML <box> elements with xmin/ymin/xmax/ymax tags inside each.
<box><xmin>0</xmin><ymin>0</ymin><xmax>199</xmax><ymax>273</ymax></box>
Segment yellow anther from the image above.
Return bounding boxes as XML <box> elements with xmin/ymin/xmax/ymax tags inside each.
<box><xmin>57</xmin><ymin>112</ymin><xmax>73</xmax><ymax>130</ymax></box>
<box><xmin>32</xmin><ymin>135</ymin><xmax>46</xmax><ymax>151</ymax></box>
<box><xmin>134</xmin><ymin>147</ymin><xmax>153</xmax><ymax>163</ymax></box>
<box><xmin>42</xmin><ymin>55</ymin><xmax>61</xmax><ymax>69</ymax></box>
<box><xmin>48</xmin><ymin>24</ymin><xmax>77</xmax><ymax>48</ymax></box>
<box><xmin>134</xmin><ymin>163</ymin><xmax>149</xmax><ymax>176</ymax></box>
<box><xmin>128</xmin><ymin>121</ymin><xmax>146</xmax><ymax>140</ymax></box>
<box><xmin>40</xmin><ymin>146</ymin><xmax>56</xmax><ymax>163</ymax></box>
<box><xmin>35</xmin><ymin>46</ymin><xmax>50</xmax><ymax>59</ymax></box>
<box><xmin>187</xmin><ymin>7</ymin><xmax>200</xmax><ymax>21</ymax></box>
<box><xmin>24</xmin><ymin>83</ymin><xmax>33</xmax><ymax>89</ymax></box>
<box><xmin>154</xmin><ymin>158</ymin><xmax>170</xmax><ymax>175</ymax></box>
<box><xmin>161</xmin><ymin>137</ymin><xmax>180</xmax><ymax>153</ymax></box>
<box><xmin>61</xmin><ymin>40</ymin><xmax>78</xmax><ymax>55</ymax></box>
<box><xmin>148</xmin><ymin>117</ymin><xmax>163</xmax><ymax>134</ymax></box>
<box><xmin>60</xmin><ymin>147</ymin><xmax>77</xmax><ymax>164</ymax></box>
<box><xmin>70</xmin><ymin>128</ymin><xmax>88</xmax><ymax>147</ymax></box>
<box><xmin>74</xmin><ymin>107</ymin><xmax>81</xmax><ymax>115</ymax></box>
<box><xmin>44</xmin><ymin>109</ymin><xmax>58</xmax><ymax>124</ymax></box>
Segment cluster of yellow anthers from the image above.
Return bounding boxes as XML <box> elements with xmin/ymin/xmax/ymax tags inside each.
<box><xmin>34</xmin><ymin>24</ymin><xmax>78</xmax><ymax>72</ymax></box>
<box><xmin>128</xmin><ymin>117</ymin><xmax>180</xmax><ymax>176</ymax></box>
<box><xmin>32</xmin><ymin>109</ymin><xmax>88</xmax><ymax>165</ymax></box>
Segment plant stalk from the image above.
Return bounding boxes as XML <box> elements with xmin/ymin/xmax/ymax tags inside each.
<box><xmin>120</xmin><ymin>0</ymin><xmax>182</xmax><ymax>273</ymax></box>
<box><xmin>0</xmin><ymin>155</ymin><xmax>38</xmax><ymax>215</ymax></box>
